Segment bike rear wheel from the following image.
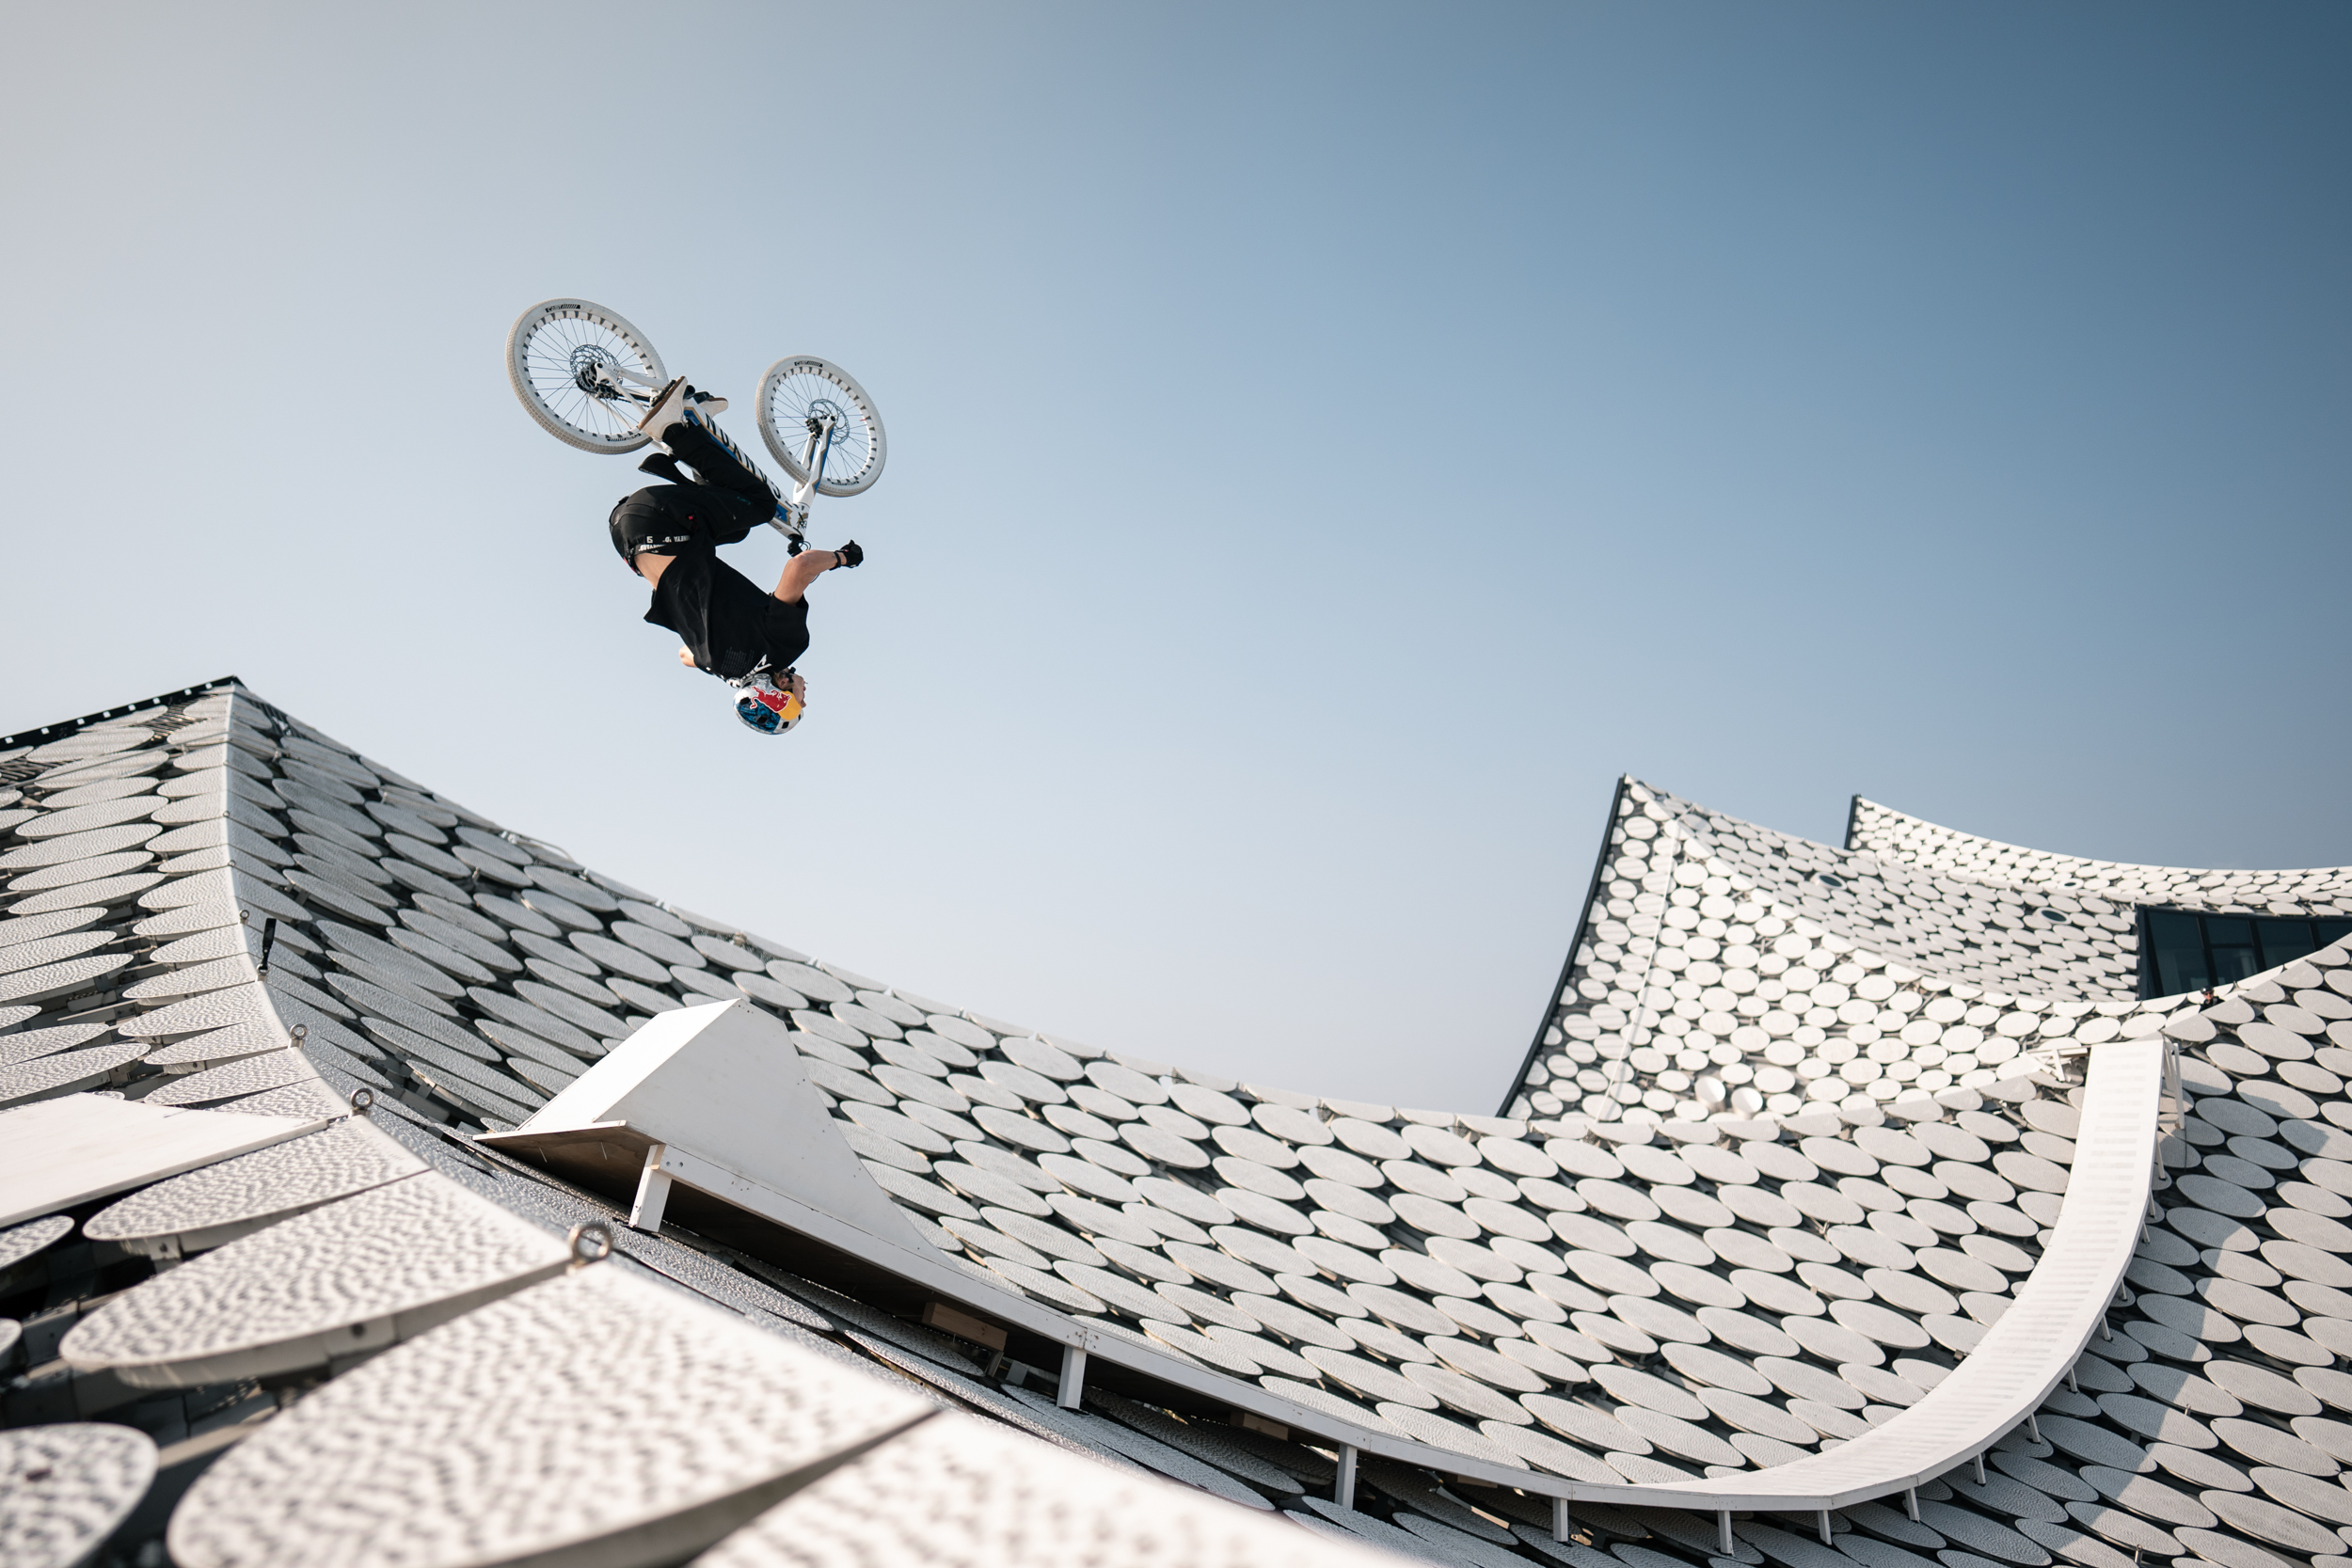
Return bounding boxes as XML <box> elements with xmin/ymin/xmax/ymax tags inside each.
<box><xmin>756</xmin><ymin>356</ymin><xmax>886</xmax><ymax>496</ymax></box>
<box><xmin>506</xmin><ymin>300</ymin><xmax>668</xmax><ymax>454</ymax></box>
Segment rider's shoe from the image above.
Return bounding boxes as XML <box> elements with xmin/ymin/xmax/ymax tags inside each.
<box><xmin>636</xmin><ymin>451</ymin><xmax>691</xmax><ymax>484</ymax></box>
<box><xmin>640</xmin><ymin>380</ymin><xmax>727</xmax><ymax>439</ymax></box>
<box><xmin>638</xmin><ymin>377</ymin><xmax>693</xmax><ymax>438</ymax></box>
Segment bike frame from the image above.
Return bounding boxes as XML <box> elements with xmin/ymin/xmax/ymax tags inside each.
<box><xmin>587</xmin><ymin>361</ymin><xmax>664</xmax><ymax>395</ymax></box>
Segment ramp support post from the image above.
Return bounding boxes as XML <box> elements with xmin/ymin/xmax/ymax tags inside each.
<box><xmin>1057</xmin><ymin>1343</ymin><xmax>1087</xmax><ymax>1410</ymax></box>
<box><xmin>1973</xmin><ymin>1452</ymin><xmax>1986</xmax><ymax>1485</ymax></box>
<box><xmin>628</xmin><ymin>1142</ymin><xmax>671</xmax><ymax>1233</ymax></box>
<box><xmin>1817</xmin><ymin>1511</ymin><xmax>1832</xmax><ymax>1545</ymax></box>
<box><xmin>1904</xmin><ymin>1488</ymin><xmax>1919</xmax><ymax>1523</ymax></box>
<box><xmin>2026</xmin><ymin>1415</ymin><xmax>2042</xmax><ymax>1442</ymax></box>
<box><xmin>1552</xmin><ymin>1497</ymin><xmax>1570</xmax><ymax>1543</ymax></box>
<box><xmin>1336</xmin><ymin>1445</ymin><xmax>1358</xmax><ymax>1510</ymax></box>
<box><xmin>1718</xmin><ymin>1512</ymin><xmax>1734</xmax><ymax>1556</ymax></box>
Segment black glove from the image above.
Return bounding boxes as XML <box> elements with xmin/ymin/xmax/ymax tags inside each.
<box><xmin>834</xmin><ymin>540</ymin><xmax>864</xmax><ymax>569</ymax></box>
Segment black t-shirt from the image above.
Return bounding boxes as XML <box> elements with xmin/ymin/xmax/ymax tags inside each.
<box><xmin>612</xmin><ymin>482</ymin><xmax>807</xmax><ymax>681</ymax></box>
<box><xmin>644</xmin><ymin>549</ymin><xmax>810</xmax><ymax>681</ymax></box>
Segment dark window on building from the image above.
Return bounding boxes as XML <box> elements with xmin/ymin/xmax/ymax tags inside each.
<box><xmin>2139</xmin><ymin>909</ymin><xmax>2352</xmax><ymax>997</ymax></box>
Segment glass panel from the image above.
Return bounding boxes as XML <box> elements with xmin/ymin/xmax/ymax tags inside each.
<box><xmin>2256</xmin><ymin>919</ymin><xmax>2316</xmax><ymax>971</ymax></box>
<box><xmin>2315</xmin><ymin>918</ymin><xmax>2352</xmax><ymax>955</ymax></box>
<box><xmin>2146</xmin><ymin>911</ymin><xmax>2208</xmax><ymax>998</ymax></box>
<box><xmin>2210</xmin><ymin>944</ymin><xmax>2263</xmax><ymax>983</ymax></box>
<box><xmin>2200</xmin><ymin>914</ymin><xmax>2256</xmax><ymax>988</ymax></box>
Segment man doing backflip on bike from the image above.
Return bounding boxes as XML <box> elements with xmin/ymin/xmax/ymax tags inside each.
<box><xmin>608</xmin><ymin>379</ymin><xmax>862</xmax><ymax>736</ymax></box>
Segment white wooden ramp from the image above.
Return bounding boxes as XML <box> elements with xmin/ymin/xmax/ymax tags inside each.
<box><xmin>476</xmin><ymin>999</ymin><xmax>2171</xmax><ymax>1544</ymax></box>
<box><xmin>1567</xmin><ymin>1035</ymin><xmax>2164</xmax><ymax>1529</ymax></box>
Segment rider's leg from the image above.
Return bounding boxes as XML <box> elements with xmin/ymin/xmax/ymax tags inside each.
<box><xmin>636</xmin><ymin>450</ymin><xmax>691</xmax><ymax>484</ymax></box>
<box><xmin>661</xmin><ymin>417</ymin><xmax>777</xmax><ymax>511</ymax></box>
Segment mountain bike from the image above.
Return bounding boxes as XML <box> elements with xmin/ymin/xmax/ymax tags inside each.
<box><xmin>504</xmin><ymin>298</ymin><xmax>886</xmax><ymax>537</ymax></box>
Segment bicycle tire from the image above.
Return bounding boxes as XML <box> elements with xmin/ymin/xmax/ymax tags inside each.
<box><xmin>755</xmin><ymin>356</ymin><xmax>886</xmax><ymax>496</ymax></box>
<box><xmin>506</xmin><ymin>299</ymin><xmax>668</xmax><ymax>454</ymax></box>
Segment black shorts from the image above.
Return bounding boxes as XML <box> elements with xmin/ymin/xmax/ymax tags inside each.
<box><xmin>609</xmin><ymin>484</ymin><xmax>771</xmax><ymax>563</ymax></box>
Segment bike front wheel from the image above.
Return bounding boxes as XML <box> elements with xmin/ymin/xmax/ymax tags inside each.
<box><xmin>756</xmin><ymin>356</ymin><xmax>886</xmax><ymax>496</ymax></box>
<box><xmin>506</xmin><ymin>300</ymin><xmax>668</xmax><ymax>454</ymax></box>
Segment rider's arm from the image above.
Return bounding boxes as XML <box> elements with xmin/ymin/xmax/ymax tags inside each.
<box><xmin>771</xmin><ymin>549</ymin><xmax>845</xmax><ymax>605</ymax></box>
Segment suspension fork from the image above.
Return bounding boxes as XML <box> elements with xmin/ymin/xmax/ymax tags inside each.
<box><xmin>792</xmin><ymin>415</ymin><xmax>838</xmax><ymax>513</ymax></box>
<box><xmin>778</xmin><ymin>415</ymin><xmax>838</xmax><ymax>541</ymax></box>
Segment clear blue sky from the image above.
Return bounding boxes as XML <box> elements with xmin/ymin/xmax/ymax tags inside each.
<box><xmin>4</xmin><ymin>4</ymin><xmax>2344</xmax><ymax>1111</ymax></box>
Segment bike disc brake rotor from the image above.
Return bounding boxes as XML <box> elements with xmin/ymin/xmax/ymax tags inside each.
<box><xmin>568</xmin><ymin>342</ymin><xmax>624</xmax><ymax>396</ymax></box>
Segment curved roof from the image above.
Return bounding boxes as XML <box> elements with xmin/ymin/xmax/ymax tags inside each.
<box><xmin>1850</xmin><ymin>794</ymin><xmax>2352</xmax><ymax>914</ymax></box>
<box><xmin>6</xmin><ymin>686</ymin><xmax>2351</xmax><ymax>1568</ymax></box>
<box><xmin>1502</xmin><ymin>776</ymin><xmax>2352</xmax><ymax>1128</ymax></box>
